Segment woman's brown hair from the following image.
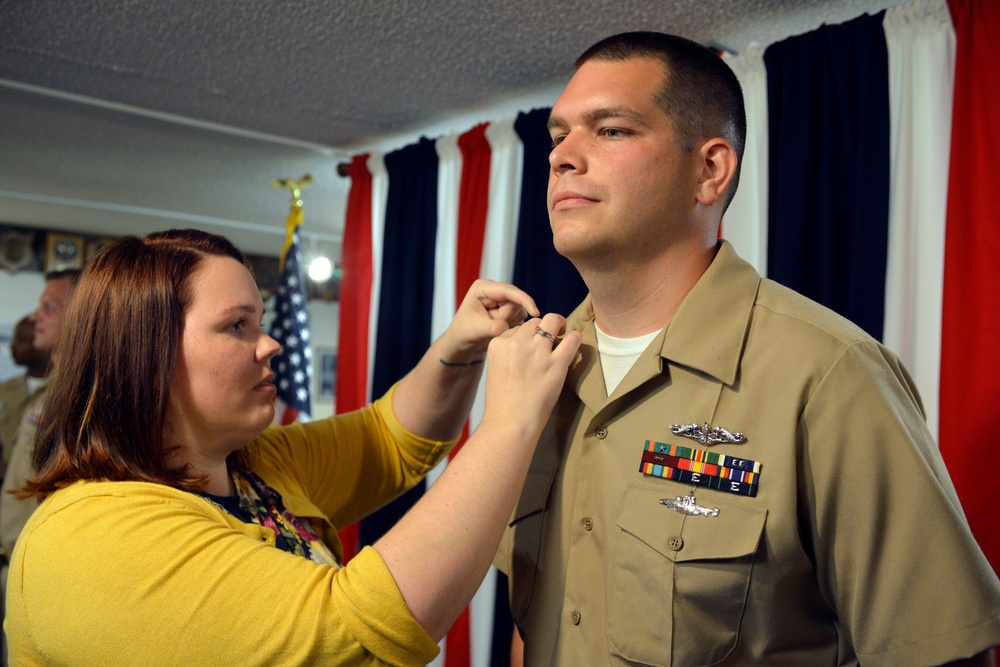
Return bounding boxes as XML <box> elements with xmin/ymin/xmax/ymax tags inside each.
<box><xmin>19</xmin><ymin>229</ymin><xmax>254</xmax><ymax>499</ymax></box>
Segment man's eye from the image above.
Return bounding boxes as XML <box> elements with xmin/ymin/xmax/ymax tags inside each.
<box><xmin>603</xmin><ymin>128</ymin><xmax>629</xmax><ymax>139</ymax></box>
<box><xmin>231</xmin><ymin>319</ymin><xmax>245</xmax><ymax>332</ymax></box>
<box><xmin>550</xmin><ymin>134</ymin><xmax>566</xmax><ymax>148</ymax></box>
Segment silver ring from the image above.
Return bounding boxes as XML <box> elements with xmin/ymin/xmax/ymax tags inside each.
<box><xmin>535</xmin><ymin>326</ymin><xmax>556</xmax><ymax>343</ymax></box>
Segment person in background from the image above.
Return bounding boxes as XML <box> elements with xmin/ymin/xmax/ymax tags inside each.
<box><xmin>0</xmin><ymin>317</ymin><xmax>50</xmax><ymax>478</ymax></box>
<box><xmin>0</xmin><ymin>270</ymin><xmax>80</xmax><ymax>560</ymax></box>
<box><xmin>495</xmin><ymin>31</ymin><xmax>1000</xmax><ymax>666</ymax></box>
<box><xmin>0</xmin><ymin>315</ymin><xmax>48</xmax><ymax>666</ymax></box>
<box><xmin>4</xmin><ymin>228</ymin><xmax>581</xmax><ymax>666</ymax></box>
<box><xmin>0</xmin><ymin>271</ymin><xmax>78</xmax><ymax>667</ymax></box>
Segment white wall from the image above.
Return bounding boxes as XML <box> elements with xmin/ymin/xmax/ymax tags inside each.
<box><xmin>0</xmin><ymin>271</ymin><xmax>46</xmax><ymax>380</ymax></box>
<box><xmin>0</xmin><ymin>272</ymin><xmax>45</xmax><ymax>326</ymax></box>
<box><xmin>303</xmin><ymin>299</ymin><xmax>338</xmax><ymax>420</ymax></box>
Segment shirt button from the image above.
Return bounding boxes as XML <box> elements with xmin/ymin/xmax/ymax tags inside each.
<box><xmin>595</xmin><ymin>426</ymin><xmax>608</xmax><ymax>439</ymax></box>
<box><xmin>571</xmin><ymin>611</ymin><xmax>581</xmax><ymax>625</ymax></box>
<box><xmin>668</xmin><ymin>536</ymin><xmax>684</xmax><ymax>551</ymax></box>
<box><xmin>582</xmin><ymin>517</ymin><xmax>593</xmax><ymax>531</ymax></box>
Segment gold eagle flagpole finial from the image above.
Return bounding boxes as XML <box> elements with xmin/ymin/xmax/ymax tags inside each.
<box><xmin>271</xmin><ymin>174</ymin><xmax>312</xmax><ymax>272</ymax></box>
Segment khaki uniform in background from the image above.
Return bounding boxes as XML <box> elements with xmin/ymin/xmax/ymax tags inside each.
<box><xmin>0</xmin><ymin>380</ymin><xmax>46</xmax><ymax>667</ymax></box>
<box><xmin>497</xmin><ymin>242</ymin><xmax>1000</xmax><ymax>666</ymax></box>
<box><xmin>1</xmin><ymin>384</ymin><xmax>46</xmax><ymax>556</ymax></box>
<box><xmin>0</xmin><ymin>375</ymin><xmax>32</xmax><ymax>469</ymax></box>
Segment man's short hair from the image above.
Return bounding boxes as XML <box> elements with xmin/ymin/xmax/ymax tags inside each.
<box><xmin>576</xmin><ymin>31</ymin><xmax>747</xmax><ymax>209</ymax></box>
<box><xmin>45</xmin><ymin>268</ymin><xmax>82</xmax><ymax>286</ymax></box>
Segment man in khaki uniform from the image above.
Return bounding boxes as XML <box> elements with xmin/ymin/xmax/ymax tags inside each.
<box><xmin>0</xmin><ymin>270</ymin><xmax>80</xmax><ymax>664</ymax></box>
<box><xmin>1</xmin><ymin>270</ymin><xmax>79</xmax><ymax>664</ymax></box>
<box><xmin>1</xmin><ymin>270</ymin><xmax>79</xmax><ymax>558</ymax></box>
<box><xmin>495</xmin><ymin>32</ymin><xmax>1000</xmax><ymax>666</ymax></box>
<box><xmin>0</xmin><ymin>317</ymin><xmax>50</xmax><ymax>475</ymax></box>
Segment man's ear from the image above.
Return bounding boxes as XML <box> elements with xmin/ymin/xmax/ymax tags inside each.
<box><xmin>694</xmin><ymin>138</ymin><xmax>737</xmax><ymax>207</ymax></box>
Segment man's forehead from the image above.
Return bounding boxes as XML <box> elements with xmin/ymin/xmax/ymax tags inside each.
<box><xmin>554</xmin><ymin>58</ymin><xmax>666</xmax><ymax>112</ymax></box>
<box><xmin>41</xmin><ymin>278</ymin><xmax>72</xmax><ymax>302</ymax></box>
<box><xmin>568</xmin><ymin>56</ymin><xmax>667</xmax><ymax>86</ymax></box>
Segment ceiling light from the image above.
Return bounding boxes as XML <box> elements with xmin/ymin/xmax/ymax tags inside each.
<box><xmin>308</xmin><ymin>256</ymin><xmax>333</xmax><ymax>282</ymax></box>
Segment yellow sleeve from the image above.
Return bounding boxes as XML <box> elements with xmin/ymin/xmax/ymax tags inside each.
<box><xmin>255</xmin><ymin>382</ymin><xmax>456</xmax><ymax>529</ymax></box>
<box><xmin>7</xmin><ymin>483</ymin><xmax>440</xmax><ymax>666</ymax></box>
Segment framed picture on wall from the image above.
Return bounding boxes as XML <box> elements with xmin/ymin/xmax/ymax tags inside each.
<box><xmin>0</xmin><ymin>229</ymin><xmax>36</xmax><ymax>274</ymax></box>
<box><xmin>315</xmin><ymin>347</ymin><xmax>337</xmax><ymax>400</ymax></box>
<box><xmin>44</xmin><ymin>233</ymin><xmax>85</xmax><ymax>273</ymax></box>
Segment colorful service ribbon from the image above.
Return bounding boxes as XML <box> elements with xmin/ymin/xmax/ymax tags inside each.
<box><xmin>639</xmin><ymin>440</ymin><xmax>762</xmax><ymax>497</ymax></box>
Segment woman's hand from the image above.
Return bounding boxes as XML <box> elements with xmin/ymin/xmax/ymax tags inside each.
<box><xmin>435</xmin><ymin>280</ymin><xmax>540</xmax><ymax>365</ymax></box>
<box><xmin>375</xmin><ymin>311</ymin><xmax>580</xmax><ymax>641</ymax></box>
<box><xmin>480</xmin><ymin>313</ymin><xmax>582</xmax><ymax>439</ymax></box>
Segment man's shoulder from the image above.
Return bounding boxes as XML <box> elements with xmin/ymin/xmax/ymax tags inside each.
<box><xmin>753</xmin><ymin>277</ymin><xmax>873</xmax><ymax>349</ymax></box>
<box><xmin>0</xmin><ymin>374</ymin><xmax>28</xmax><ymax>397</ymax></box>
<box><xmin>23</xmin><ymin>382</ymin><xmax>49</xmax><ymax>408</ymax></box>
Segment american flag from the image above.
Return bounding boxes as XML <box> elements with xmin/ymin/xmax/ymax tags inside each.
<box><xmin>268</xmin><ymin>205</ymin><xmax>312</xmax><ymax>425</ymax></box>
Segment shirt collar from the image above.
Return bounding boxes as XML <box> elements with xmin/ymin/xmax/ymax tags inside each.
<box><xmin>566</xmin><ymin>240</ymin><xmax>760</xmax><ymax>388</ymax></box>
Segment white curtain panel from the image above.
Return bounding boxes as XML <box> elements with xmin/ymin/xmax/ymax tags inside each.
<box><xmin>469</xmin><ymin>116</ymin><xmax>526</xmax><ymax>437</ymax></box>
<box><xmin>366</xmin><ymin>152</ymin><xmax>388</xmax><ymax>403</ymax></box>
<box><xmin>423</xmin><ymin>133</ymin><xmax>464</xmax><ymax>496</ymax></box>
<box><xmin>721</xmin><ymin>42</ymin><xmax>769</xmax><ymax>277</ymax></box>
<box><xmin>432</xmin><ymin>133</ymin><xmax>463</xmax><ymax>341</ymax></box>
<box><xmin>883</xmin><ymin>0</ymin><xmax>956</xmax><ymax>440</ymax></box>
<box><xmin>482</xmin><ymin>117</ymin><xmax>525</xmax><ymax>287</ymax></box>
<box><xmin>425</xmin><ymin>133</ymin><xmax>463</xmax><ymax>667</ymax></box>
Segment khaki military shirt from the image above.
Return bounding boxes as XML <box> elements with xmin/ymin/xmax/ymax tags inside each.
<box><xmin>0</xmin><ymin>384</ymin><xmax>46</xmax><ymax>556</ymax></box>
<box><xmin>497</xmin><ymin>241</ymin><xmax>1000</xmax><ymax>666</ymax></box>
<box><xmin>0</xmin><ymin>374</ymin><xmax>32</xmax><ymax>466</ymax></box>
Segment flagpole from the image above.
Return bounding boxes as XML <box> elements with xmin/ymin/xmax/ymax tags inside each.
<box><xmin>269</xmin><ymin>174</ymin><xmax>314</xmax><ymax>425</ymax></box>
<box><xmin>271</xmin><ymin>174</ymin><xmax>312</xmax><ymax>272</ymax></box>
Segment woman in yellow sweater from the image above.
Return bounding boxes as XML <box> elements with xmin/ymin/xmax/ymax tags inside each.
<box><xmin>4</xmin><ymin>229</ymin><xmax>580</xmax><ymax>666</ymax></box>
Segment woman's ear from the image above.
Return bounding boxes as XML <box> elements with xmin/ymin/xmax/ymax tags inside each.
<box><xmin>694</xmin><ymin>138</ymin><xmax>738</xmax><ymax>208</ymax></box>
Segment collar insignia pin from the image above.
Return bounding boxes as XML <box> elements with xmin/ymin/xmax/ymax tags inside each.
<box><xmin>659</xmin><ymin>492</ymin><xmax>719</xmax><ymax>517</ymax></box>
<box><xmin>670</xmin><ymin>421</ymin><xmax>746</xmax><ymax>445</ymax></box>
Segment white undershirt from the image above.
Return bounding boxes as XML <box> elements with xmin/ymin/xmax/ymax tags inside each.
<box><xmin>594</xmin><ymin>322</ymin><xmax>662</xmax><ymax>396</ymax></box>
<box><xmin>25</xmin><ymin>376</ymin><xmax>46</xmax><ymax>394</ymax></box>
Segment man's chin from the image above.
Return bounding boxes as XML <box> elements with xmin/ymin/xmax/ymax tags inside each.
<box><xmin>552</xmin><ymin>234</ymin><xmax>597</xmax><ymax>264</ymax></box>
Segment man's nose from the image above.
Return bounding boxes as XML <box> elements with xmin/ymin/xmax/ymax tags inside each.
<box><xmin>549</xmin><ymin>132</ymin><xmax>586</xmax><ymax>175</ymax></box>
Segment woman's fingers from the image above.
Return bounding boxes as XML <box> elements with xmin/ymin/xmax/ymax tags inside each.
<box><xmin>483</xmin><ymin>315</ymin><xmax>580</xmax><ymax>429</ymax></box>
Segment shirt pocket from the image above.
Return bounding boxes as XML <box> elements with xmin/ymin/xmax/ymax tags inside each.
<box><xmin>608</xmin><ymin>484</ymin><xmax>767</xmax><ymax>667</ymax></box>
<box><xmin>506</xmin><ymin>470</ymin><xmax>555</xmax><ymax>625</ymax></box>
